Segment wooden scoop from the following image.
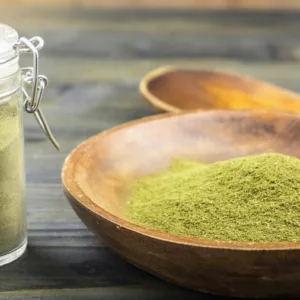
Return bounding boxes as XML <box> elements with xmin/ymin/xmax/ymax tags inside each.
<box><xmin>139</xmin><ymin>66</ymin><xmax>300</xmax><ymax>113</ymax></box>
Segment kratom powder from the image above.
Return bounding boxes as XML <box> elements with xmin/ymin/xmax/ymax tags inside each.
<box><xmin>168</xmin><ymin>158</ymin><xmax>207</xmax><ymax>172</ymax></box>
<box><xmin>127</xmin><ymin>154</ymin><xmax>300</xmax><ymax>243</ymax></box>
<box><xmin>0</xmin><ymin>95</ymin><xmax>25</xmax><ymax>255</ymax></box>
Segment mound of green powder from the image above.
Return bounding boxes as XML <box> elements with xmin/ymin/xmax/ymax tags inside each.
<box><xmin>0</xmin><ymin>95</ymin><xmax>25</xmax><ymax>255</ymax></box>
<box><xmin>127</xmin><ymin>154</ymin><xmax>300</xmax><ymax>243</ymax></box>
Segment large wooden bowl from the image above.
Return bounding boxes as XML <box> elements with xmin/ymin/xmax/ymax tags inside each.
<box><xmin>62</xmin><ymin>110</ymin><xmax>300</xmax><ymax>298</ymax></box>
<box><xmin>140</xmin><ymin>66</ymin><xmax>300</xmax><ymax>113</ymax></box>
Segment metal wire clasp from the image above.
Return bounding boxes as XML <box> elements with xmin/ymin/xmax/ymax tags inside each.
<box><xmin>16</xmin><ymin>37</ymin><xmax>61</xmax><ymax>151</ymax></box>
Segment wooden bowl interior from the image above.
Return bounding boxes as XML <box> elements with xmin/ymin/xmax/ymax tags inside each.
<box><xmin>70</xmin><ymin>110</ymin><xmax>300</xmax><ymax>221</ymax></box>
<box><xmin>142</xmin><ymin>68</ymin><xmax>300</xmax><ymax>113</ymax></box>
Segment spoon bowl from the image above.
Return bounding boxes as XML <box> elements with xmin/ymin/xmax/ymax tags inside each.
<box><xmin>140</xmin><ymin>66</ymin><xmax>300</xmax><ymax>113</ymax></box>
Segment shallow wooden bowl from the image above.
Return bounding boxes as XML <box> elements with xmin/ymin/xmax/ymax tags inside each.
<box><xmin>140</xmin><ymin>66</ymin><xmax>300</xmax><ymax>113</ymax></box>
<box><xmin>62</xmin><ymin>110</ymin><xmax>300</xmax><ymax>298</ymax></box>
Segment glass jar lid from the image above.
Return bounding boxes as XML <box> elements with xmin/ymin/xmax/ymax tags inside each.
<box><xmin>0</xmin><ymin>24</ymin><xmax>18</xmax><ymax>64</ymax></box>
<box><xmin>0</xmin><ymin>23</ymin><xmax>60</xmax><ymax>151</ymax></box>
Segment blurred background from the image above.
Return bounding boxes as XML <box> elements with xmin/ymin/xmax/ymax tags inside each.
<box><xmin>1</xmin><ymin>0</ymin><xmax>300</xmax><ymax>9</ymax></box>
<box><xmin>0</xmin><ymin>1</ymin><xmax>299</xmax><ymax>172</ymax></box>
<box><xmin>1</xmin><ymin>0</ymin><xmax>300</xmax><ymax>180</ymax></box>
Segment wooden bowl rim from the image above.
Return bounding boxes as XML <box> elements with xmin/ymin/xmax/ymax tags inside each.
<box><xmin>139</xmin><ymin>66</ymin><xmax>300</xmax><ymax>113</ymax></box>
<box><xmin>62</xmin><ymin>109</ymin><xmax>300</xmax><ymax>251</ymax></box>
<box><xmin>139</xmin><ymin>66</ymin><xmax>181</xmax><ymax>113</ymax></box>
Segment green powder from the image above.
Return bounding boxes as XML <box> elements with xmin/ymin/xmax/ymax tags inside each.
<box><xmin>0</xmin><ymin>95</ymin><xmax>25</xmax><ymax>254</ymax></box>
<box><xmin>127</xmin><ymin>154</ymin><xmax>300</xmax><ymax>243</ymax></box>
<box><xmin>168</xmin><ymin>158</ymin><xmax>207</xmax><ymax>172</ymax></box>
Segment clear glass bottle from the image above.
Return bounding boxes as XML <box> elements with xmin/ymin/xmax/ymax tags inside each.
<box><xmin>0</xmin><ymin>24</ymin><xmax>60</xmax><ymax>266</ymax></box>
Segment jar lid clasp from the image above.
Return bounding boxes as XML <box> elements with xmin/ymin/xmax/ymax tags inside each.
<box><xmin>16</xmin><ymin>37</ymin><xmax>61</xmax><ymax>151</ymax></box>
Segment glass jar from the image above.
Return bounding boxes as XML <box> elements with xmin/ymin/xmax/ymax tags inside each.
<box><xmin>0</xmin><ymin>24</ymin><xmax>60</xmax><ymax>266</ymax></box>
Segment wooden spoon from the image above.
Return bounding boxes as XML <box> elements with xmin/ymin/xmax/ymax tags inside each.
<box><xmin>140</xmin><ymin>66</ymin><xmax>300</xmax><ymax>113</ymax></box>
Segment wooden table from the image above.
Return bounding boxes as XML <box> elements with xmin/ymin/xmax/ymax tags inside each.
<box><xmin>1</xmin><ymin>7</ymin><xmax>300</xmax><ymax>299</ymax></box>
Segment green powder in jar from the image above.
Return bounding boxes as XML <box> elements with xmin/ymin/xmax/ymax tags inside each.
<box><xmin>127</xmin><ymin>154</ymin><xmax>300</xmax><ymax>243</ymax></box>
<box><xmin>0</xmin><ymin>95</ymin><xmax>25</xmax><ymax>254</ymax></box>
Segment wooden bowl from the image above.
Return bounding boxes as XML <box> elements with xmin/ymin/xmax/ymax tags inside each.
<box><xmin>140</xmin><ymin>66</ymin><xmax>300</xmax><ymax>113</ymax></box>
<box><xmin>62</xmin><ymin>110</ymin><xmax>300</xmax><ymax>299</ymax></box>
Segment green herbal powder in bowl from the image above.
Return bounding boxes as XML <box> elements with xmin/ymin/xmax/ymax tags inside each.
<box><xmin>126</xmin><ymin>153</ymin><xmax>300</xmax><ymax>243</ymax></box>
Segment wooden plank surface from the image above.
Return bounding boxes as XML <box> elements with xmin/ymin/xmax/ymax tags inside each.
<box><xmin>2</xmin><ymin>0</ymin><xmax>300</xmax><ymax>10</ymax></box>
<box><xmin>235</xmin><ymin>0</ymin><xmax>300</xmax><ymax>10</ymax></box>
<box><xmin>2</xmin><ymin>9</ymin><xmax>300</xmax><ymax>61</ymax></box>
<box><xmin>0</xmin><ymin>0</ymin><xmax>230</xmax><ymax>8</ymax></box>
<box><xmin>1</xmin><ymin>6</ymin><xmax>300</xmax><ymax>300</ymax></box>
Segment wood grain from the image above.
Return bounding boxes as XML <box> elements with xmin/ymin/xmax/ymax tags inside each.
<box><xmin>0</xmin><ymin>0</ymin><xmax>228</xmax><ymax>8</ymax></box>
<box><xmin>1</xmin><ymin>5</ymin><xmax>300</xmax><ymax>299</ymax></box>
<box><xmin>235</xmin><ymin>0</ymin><xmax>300</xmax><ymax>9</ymax></box>
<box><xmin>63</xmin><ymin>109</ymin><xmax>300</xmax><ymax>298</ymax></box>
<box><xmin>2</xmin><ymin>0</ymin><xmax>300</xmax><ymax>9</ymax></box>
<box><xmin>2</xmin><ymin>9</ymin><xmax>300</xmax><ymax>62</ymax></box>
<box><xmin>140</xmin><ymin>67</ymin><xmax>300</xmax><ymax>113</ymax></box>
<box><xmin>78</xmin><ymin>0</ymin><xmax>229</xmax><ymax>9</ymax></box>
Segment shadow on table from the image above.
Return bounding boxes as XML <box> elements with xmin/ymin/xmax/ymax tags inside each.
<box><xmin>0</xmin><ymin>245</ymin><xmax>233</xmax><ymax>299</ymax></box>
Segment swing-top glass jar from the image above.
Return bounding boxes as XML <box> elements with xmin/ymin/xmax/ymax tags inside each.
<box><xmin>0</xmin><ymin>24</ymin><xmax>59</xmax><ymax>266</ymax></box>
